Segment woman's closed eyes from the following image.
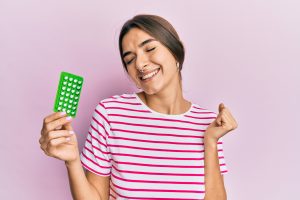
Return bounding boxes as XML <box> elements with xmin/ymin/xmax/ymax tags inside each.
<box><xmin>126</xmin><ymin>47</ymin><xmax>156</xmax><ymax>65</ymax></box>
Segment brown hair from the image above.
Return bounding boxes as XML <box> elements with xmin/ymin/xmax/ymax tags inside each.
<box><xmin>118</xmin><ymin>14</ymin><xmax>185</xmax><ymax>80</ymax></box>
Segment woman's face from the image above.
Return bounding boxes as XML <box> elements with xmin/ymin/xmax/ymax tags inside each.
<box><xmin>122</xmin><ymin>28</ymin><xmax>180</xmax><ymax>95</ymax></box>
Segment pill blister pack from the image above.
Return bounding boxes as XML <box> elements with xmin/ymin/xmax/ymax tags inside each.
<box><xmin>53</xmin><ymin>72</ymin><xmax>84</xmax><ymax>117</ymax></box>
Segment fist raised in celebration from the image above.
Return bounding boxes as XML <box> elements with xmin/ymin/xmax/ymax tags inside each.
<box><xmin>205</xmin><ymin>103</ymin><xmax>238</xmax><ymax>141</ymax></box>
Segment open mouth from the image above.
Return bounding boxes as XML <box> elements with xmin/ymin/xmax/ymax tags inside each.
<box><xmin>139</xmin><ymin>68</ymin><xmax>160</xmax><ymax>82</ymax></box>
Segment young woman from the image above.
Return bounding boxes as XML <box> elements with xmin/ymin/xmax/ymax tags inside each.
<box><xmin>40</xmin><ymin>14</ymin><xmax>238</xmax><ymax>200</ymax></box>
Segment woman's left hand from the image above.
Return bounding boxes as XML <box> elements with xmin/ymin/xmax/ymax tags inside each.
<box><xmin>204</xmin><ymin>103</ymin><xmax>238</xmax><ymax>142</ymax></box>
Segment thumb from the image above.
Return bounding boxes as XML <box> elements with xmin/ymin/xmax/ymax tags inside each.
<box><xmin>218</xmin><ymin>103</ymin><xmax>225</xmax><ymax>113</ymax></box>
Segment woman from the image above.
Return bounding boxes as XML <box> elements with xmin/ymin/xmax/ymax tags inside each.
<box><xmin>40</xmin><ymin>14</ymin><xmax>238</xmax><ymax>200</ymax></box>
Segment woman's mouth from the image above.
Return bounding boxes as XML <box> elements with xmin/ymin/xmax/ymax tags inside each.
<box><xmin>140</xmin><ymin>68</ymin><xmax>160</xmax><ymax>82</ymax></box>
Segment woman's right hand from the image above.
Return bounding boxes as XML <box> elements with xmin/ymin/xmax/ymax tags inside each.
<box><xmin>39</xmin><ymin>112</ymin><xmax>80</xmax><ymax>164</ymax></box>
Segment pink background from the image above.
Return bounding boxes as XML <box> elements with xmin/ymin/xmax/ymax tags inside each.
<box><xmin>1</xmin><ymin>0</ymin><xmax>299</xmax><ymax>199</ymax></box>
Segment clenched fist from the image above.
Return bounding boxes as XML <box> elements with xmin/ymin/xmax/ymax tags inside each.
<box><xmin>205</xmin><ymin>103</ymin><xmax>238</xmax><ymax>141</ymax></box>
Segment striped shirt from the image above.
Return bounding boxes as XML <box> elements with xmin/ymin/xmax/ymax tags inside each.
<box><xmin>80</xmin><ymin>93</ymin><xmax>228</xmax><ymax>199</ymax></box>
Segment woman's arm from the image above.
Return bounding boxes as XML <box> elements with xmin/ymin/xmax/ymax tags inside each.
<box><xmin>203</xmin><ymin>103</ymin><xmax>238</xmax><ymax>200</ymax></box>
<box><xmin>203</xmin><ymin>137</ymin><xmax>227</xmax><ymax>200</ymax></box>
<box><xmin>66</xmin><ymin>159</ymin><xmax>110</xmax><ymax>200</ymax></box>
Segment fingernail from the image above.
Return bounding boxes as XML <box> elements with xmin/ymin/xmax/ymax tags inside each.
<box><xmin>66</xmin><ymin>137</ymin><xmax>71</xmax><ymax>141</ymax></box>
<box><xmin>60</xmin><ymin>111</ymin><xmax>66</xmax><ymax>116</ymax></box>
<box><xmin>69</xmin><ymin>131</ymin><xmax>74</xmax><ymax>134</ymax></box>
<box><xmin>66</xmin><ymin>116</ymin><xmax>72</xmax><ymax>121</ymax></box>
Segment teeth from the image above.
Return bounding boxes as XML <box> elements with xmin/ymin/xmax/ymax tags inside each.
<box><xmin>142</xmin><ymin>69</ymin><xmax>159</xmax><ymax>80</ymax></box>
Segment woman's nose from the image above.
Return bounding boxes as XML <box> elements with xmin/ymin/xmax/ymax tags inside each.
<box><xmin>135</xmin><ymin>53</ymin><xmax>149</xmax><ymax>72</ymax></box>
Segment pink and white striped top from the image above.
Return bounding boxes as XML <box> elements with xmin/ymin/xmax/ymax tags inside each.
<box><xmin>80</xmin><ymin>93</ymin><xmax>228</xmax><ymax>200</ymax></box>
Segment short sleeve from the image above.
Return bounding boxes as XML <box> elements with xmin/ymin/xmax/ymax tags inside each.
<box><xmin>217</xmin><ymin>137</ymin><xmax>228</xmax><ymax>175</ymax></box>
<box><xmin>80</xmin><ymin>102</ymin><xmax>112</xmax><ymax>176</ymax></box>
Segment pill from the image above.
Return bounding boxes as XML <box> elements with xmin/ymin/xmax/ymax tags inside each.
<box><xmin>69</xmin><ymin>78</ymin><xmax>73</xmax><ymax>81</ymax></box>
<box><xmin>74</xmin><ymin>79</ymin><xmax>78</xmax><ymax>83</ymax></box>
<box><xmin>69</xmin><ymin>100</ymin><xmax>73</xmax><ymax>103</ymax></box>
<box><xmin>62</xmin><ymin>86</ymin><xmax>66</xmax><ymax>90</ymax></box>
<box><xmin>67</xmin><ymin>88</ymin><xmax>71</xmax><ymax>92</ymax></box>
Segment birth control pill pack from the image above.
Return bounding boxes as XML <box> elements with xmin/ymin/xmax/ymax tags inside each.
<box><xmin>53</xmin><ymin>72</ymin><xmax>84</xmax><ymax>117</ymax></box>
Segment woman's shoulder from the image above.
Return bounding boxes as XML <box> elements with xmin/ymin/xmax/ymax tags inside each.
<box><xmin>190</xmin><ymin>101</ymin><xmax>218</xmax><ymax>117</ymax></box>
<box><xmin>99</xmin><ymin>92</ymin><xmax>137</xmax><ymax>105</ymax></box>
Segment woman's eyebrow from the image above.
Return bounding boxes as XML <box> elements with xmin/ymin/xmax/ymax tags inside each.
<box><xmin>122</xmin><ymin>38</ymin><xmax>157</xmax><ymax>59</ymax></box>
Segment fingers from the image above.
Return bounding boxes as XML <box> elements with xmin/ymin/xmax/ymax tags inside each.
<box><xmin>39</xmin><ymin>130</ymin><xmax>75</xmax><ymax>154</ymax></box>
<box><xmin>43</xmin><ymin>116</ymin><xmax>73</xmax><ymax>133</ymax></box>
<box><xmin>63</xmin><ymin>121</ymin><xmax>74</xmax><ymax>131</ymax></box>
<box><xmin>44</xmin><ymin>137</ymin><xmax>71</xmax><ymax>157</ymax></box>
<box><xmin>43</xmin><ymin>112</ymin><xmax>67</xmax><ymax>124</ymax></box>
<box><xmin>216</xmin><ymin>103</ymin><xmax>238</xmax><ymax>130</ymax></box>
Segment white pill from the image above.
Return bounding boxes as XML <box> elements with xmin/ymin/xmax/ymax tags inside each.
<box><xmin>64</xmin><ymin>76</ymin><xmax>68</xmax><ymax>80</ymax></box>
<box><xmin>67</xmin><ymin>110</ymin><xmax>70</xmax><ymax>113</ymax></box>
<box><xmin>68</xmin><ymin>105</ymin><xmax>72</xmax><ymax>108</ymax></box>
<box><xmin>71</xmin><ymin>89</ymin><xmax>75</xmax><ymax>93</ymax></box>
<box><xmin>70</xmin><ymin>78</ymin><xmax>73</xmax><ymax>81</ymax></box>
<box><xmin>74</xmin><ymin>79</ymin><xmax>78</xmax><ymax>83</ymax></box>
<box><xmin>69</xmin><ymin>100</ymin><xmax>73</xmax><ymax>103</ymax></box>
<box><xmin>77</xmin><ymin>86</ymin><xmax>81</xmax><ymax>90</ymax></box>
<box><xmin>61</xmin><ymin>92</ymin><xmax>65</xmax><ymax>95</ymax></box>
<box><xmin>58</xmin><ymin>107</ymin><xmax>61</xmax><ymax>110</ymax></box>
<box><xmin>68</xmin><ymin>83</ymin><xmax>72</xmax><ymax>86</ymax></box>
<box><xmin>60</xmin><ymin>97</ymin><xmax>64</xmax><ymax>100</ymax></box>
<box><xmin>59</xmin><ymin>102</ymin><xmax>62</xmax><ymax>105</ymax></box>
<box><xmin>66</xmin><ymin>93</ymin><xmax>70</xmax><ymax>96</ymax></box>
<box><xmin>62</xmin><ymin>86</ymin><xmax>66</xmax><ymax>90</ymax></box>
<box><xmin>70</xmin><ymin>95</ymin><xmax>74</xmax><ymax>98</ymax></box>
<box><xmin>63</xmin><ymin>81</ymin><xmax>67</xmax><ymax>85</ymax></box>
<box><xmin>64</xmin><ymin>103</ymin><xmax>67</xmax><ymax>107</ymax></box>
<box><xmin>72</xmin><ymin>85</ymin><xmax>76</xmax><ymax>88</ymax></box>
<box><xmin>67</xmin><ymin>88</ymin><xmax>71</xmax><ymax>92</ymax></box>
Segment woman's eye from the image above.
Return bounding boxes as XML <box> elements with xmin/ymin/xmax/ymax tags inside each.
<box><xmin>126</xmin><ymin>58</ymin><xmax>134</xmax><ymax>65</ymax></box>
<box><xmin>146</xmin><ymin>47</ymin><xmax>156</xmax><ymax>52</ymax></box>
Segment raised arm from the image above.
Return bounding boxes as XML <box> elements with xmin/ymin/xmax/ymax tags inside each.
<box><xmin>204</xmin><ymin>103</ymin><xmax>238</xmax><ymax>200</ymax></box>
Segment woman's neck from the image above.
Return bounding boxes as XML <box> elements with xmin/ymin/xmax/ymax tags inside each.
<box><xmin>137</xmin><ymin>89</ymin><xmax>191</xmax><ymax>115</ymax></box>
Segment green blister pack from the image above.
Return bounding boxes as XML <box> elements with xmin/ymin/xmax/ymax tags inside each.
<box><xmin>53</xmin><ymin>72</ymin><xmax>84</xmax><ymax>117</ymax></box>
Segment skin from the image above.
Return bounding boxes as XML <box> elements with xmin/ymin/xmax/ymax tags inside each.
<box><xmin>39</xmin><ymin>27</ymin><xmax>238</xmax><ymax>200</ymax></box>
<box><xmin>122</xmin><ymin>27</ymin><xmax>191</xmax><ymax>115</ymax></box>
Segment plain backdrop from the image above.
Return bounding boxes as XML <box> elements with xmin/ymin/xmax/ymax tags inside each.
<box><xmin>1</xmin><ymin>0</ymin><xmax>299</xmax><ymax>199</ymax></box>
